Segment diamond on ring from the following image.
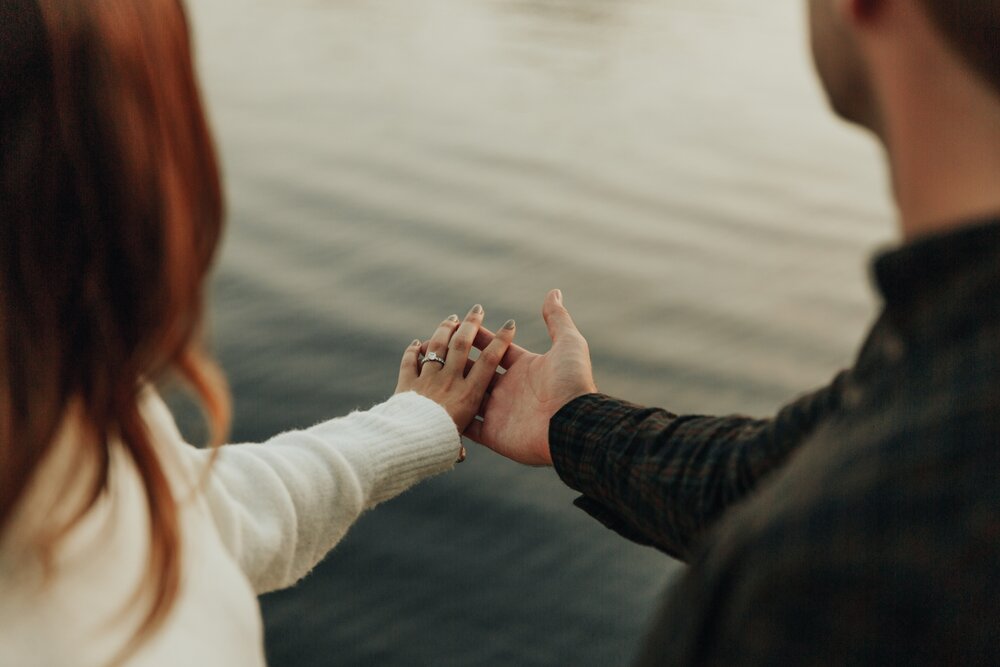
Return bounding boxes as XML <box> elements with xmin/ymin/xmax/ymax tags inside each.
<box><xmin>421</xmin><ymin>351</ymin><xmax>446</xmax><ymax>368</ymax></box>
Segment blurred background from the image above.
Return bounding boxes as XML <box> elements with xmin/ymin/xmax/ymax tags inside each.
<box><xmin>183</xmin><ymin>0</ymin><xmax>895</xmax><ymax>664</ymax></box>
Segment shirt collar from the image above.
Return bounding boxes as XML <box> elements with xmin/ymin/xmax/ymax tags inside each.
<box><xmin>872</xmin><ymin>217</ymin><xmax>1000</xmax><ymax>342</ymax></box>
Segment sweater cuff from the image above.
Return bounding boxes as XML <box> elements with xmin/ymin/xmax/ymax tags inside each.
<box><xmin>308</xmin><ymin>392</ymin><xmax>462</xmax><ymax>507</ymax></box>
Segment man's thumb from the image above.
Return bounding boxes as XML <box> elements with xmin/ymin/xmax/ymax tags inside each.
<box><xmin>543</xmin><ymin>289</ymin><xmax>578</xmax><ymax>342</ymax></box>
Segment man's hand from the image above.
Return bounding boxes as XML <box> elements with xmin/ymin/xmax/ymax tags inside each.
<box><xmin>465</xmin><ymin>290</ymin><xmax>597</xmax><ymax>466</ymax></box>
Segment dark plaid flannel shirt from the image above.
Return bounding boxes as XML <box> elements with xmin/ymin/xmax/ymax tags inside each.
<box><xmin>550</xmin><ymin>218</ymin><xmax>1000</xmax><ymax>666</ymax></box>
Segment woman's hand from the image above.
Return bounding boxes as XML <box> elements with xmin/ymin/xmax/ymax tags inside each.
<box><xmin>396</xmin><ymin>304</ymin><xmax>516</xmax><ymax>434</ymax></box>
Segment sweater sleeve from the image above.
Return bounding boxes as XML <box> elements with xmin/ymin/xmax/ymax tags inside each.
<box><xmin>548</xmin><ymin>372</ymin><xmax>847</xmax><ymax>561</ymax></box>
<box><xmin>181</xmin><ymin>391</ymin><xmax>461</xmax><ymax>594</ymax></box>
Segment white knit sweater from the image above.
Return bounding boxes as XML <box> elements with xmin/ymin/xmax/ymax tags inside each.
<box><xmin>0</xmin><ymin>389</ymin><xmax>461</xmax><ymax>667</ymax></box>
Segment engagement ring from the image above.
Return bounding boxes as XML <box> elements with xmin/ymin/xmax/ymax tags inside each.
<box><xmin>421</xmin><ymin>351</ymin><xmax>446</xmax><ymax>368</ymax></box>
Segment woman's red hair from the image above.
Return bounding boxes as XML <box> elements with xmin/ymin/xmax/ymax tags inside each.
<box><xmin>0</xmin><ymin>0</ymin><xmax>229</xmax><ymax>658</ymax></box>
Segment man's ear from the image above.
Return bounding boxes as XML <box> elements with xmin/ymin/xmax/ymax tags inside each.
<box><xmin>839</xmin><ymin>0</ymin><xmax>882</xmax><ymax>24</ymax></box>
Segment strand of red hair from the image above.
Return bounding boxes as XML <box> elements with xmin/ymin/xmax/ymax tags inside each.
<box><xmin>0</xmin><ymin>0</ymin><xmax>230</xmax><ymax>663</ymax></box>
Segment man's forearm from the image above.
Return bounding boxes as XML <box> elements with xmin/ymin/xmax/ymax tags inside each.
<box><xmin>548</xmin><ymin>372</ymin><xmax>846</xmax><ymax>561</ymax></box>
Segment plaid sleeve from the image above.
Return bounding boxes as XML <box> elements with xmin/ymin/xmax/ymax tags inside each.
<box><xmin>548</xmin><ymin>372</ymin><xmax>847</xmax><ymax>561</ymax></box>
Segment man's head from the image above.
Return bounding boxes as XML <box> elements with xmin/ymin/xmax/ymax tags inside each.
<box><xmin>919</xmin><ymin>1</ymin><xmax>1000</xmax><ymax>96</ymax></box>
<box><xmin>808</xmin><ymin>0</ymin><xmax>1000</xmax><ymax>133</ymax></box>
<box><xmin>809</xmin><ymin>0</ymin><xmax>1000</xmax><ymax>237</ymax></box>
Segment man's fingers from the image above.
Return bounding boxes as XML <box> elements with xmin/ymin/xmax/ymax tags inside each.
<box><xmin>468</xmin><ymin>320</ymin><xmax>515</xmax><ymax>389</ymax></box>
<box><xmin>473</xmin><ymin>326</ymin><xmax>528</xmax><ymax>367</ymax></box>
<box><xmin>464</xmin><ymin>418</ymin><xmax>484</xmax><ymax>443</ymax></box>
<box><xmin>542</xmin><ymin>288</ymin><xmax>580</xmax><ymax>343</ymax></box>
<box><xmin>472</xmin><ymin>327</ymin><xmax>490</xmax><ymax>350</ymax></box>
<box><xmin>488</xmin><ymin>367</ymin><xmax>502</xmax><ymax>393</ymax></box>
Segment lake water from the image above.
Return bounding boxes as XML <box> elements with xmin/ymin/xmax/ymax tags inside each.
<box><xmin>186</xmin><ymin>0</ymin><xmax>896</xmax><ymax>664</ymax></box>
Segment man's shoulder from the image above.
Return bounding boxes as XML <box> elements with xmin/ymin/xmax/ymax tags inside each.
<box><xmin>695</xmin><ymin>398</ymin><xmax>1000</xmax><ymax>612</ymax></box>
<box><xmin>734</xmin><ymin>395</ymin><xmax>1000</xmax><ymax>545</ymax></box>
<box><xmin>673</xmin><ymin>411</ymin><xmax>1000</xmax><ymax>664</ymax></box>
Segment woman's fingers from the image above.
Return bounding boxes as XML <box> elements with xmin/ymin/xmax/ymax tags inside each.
<box><xmin>468</xmin><ymin>319</ymin><xmax>515</xmax><ymax>389</ymax></box>
<box><xmin>422</xmin><ymin>314</ymin><xmax>460</xmax><ymax>374</ymax></box>
<box><xmin>446</xmin><ymin>305</ymin><xmax>484</xmax><ymax>374</ymax></box>
<box><xmin>404</xmin><ymin>306</ymin><xmax>518</xmax><ymax>433</ymax></box>
<box><xmin>473</xmin><ymin>326</ymin><xmax>529</xmax><ymax>368</ymax></box>
<box><xmin>462</xmin><ymin>358</ymin><xmax>503</xmax><ymax>390</ymax></box>
<box><xmin>396</xmin><ymin>339</ymin><xmax>422</xmax><ymax>392</ymax></box>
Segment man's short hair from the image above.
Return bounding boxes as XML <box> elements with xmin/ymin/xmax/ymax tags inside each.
<box><xmin>920</xmin><ymin>0</ymin><xmax>1000</xmax><ymax>94</ymax></box>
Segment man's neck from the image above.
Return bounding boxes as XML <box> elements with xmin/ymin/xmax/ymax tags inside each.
<box><xmin>876</xmin><ymin>49</ymin><xmax>1000</xmax><ymax>241</ymax></box>
<box><xmin>887</xmin><ymin>111</ymin><xmax>1000</xmax><ymax>242</ymax></box>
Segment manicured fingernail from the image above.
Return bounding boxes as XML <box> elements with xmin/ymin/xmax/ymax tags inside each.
<box><xmin>471</xmin><ymin>304</ymin><xmax>483</xmax><ymax>315</ymax></box>
<box><xmin>503</xmin><ymin>319</ymin><xmax>516</xmax><ymax>330</ymax></box>
<box><xmin>553</xmin><ymin>289</ymin><xmax>563</xmax><ymax>303</ymax></box>
<box><xmin>411</xmin><ymin>339</ymin><xmax>421</xmax><ymax>347</ymax></box>
<box><xmin>448</xmin><ymin>314</ymin><xmax>460</xmax><ymax>322</ymax></box>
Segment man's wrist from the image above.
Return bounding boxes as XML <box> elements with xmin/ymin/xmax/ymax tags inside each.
<box><xmin>560</xmin><ymin>383</ymin><xmax>598</xmax><ymax>409</ymax></box>
<box><xmin>539</xmin><ymin>391</ymin><xmax>598</xmax><ymax>467</ymax></box>
<box><xmin>548</xmin><ymin>394</ymin><xmax>600</xmax><ymax>478</ymax></box>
